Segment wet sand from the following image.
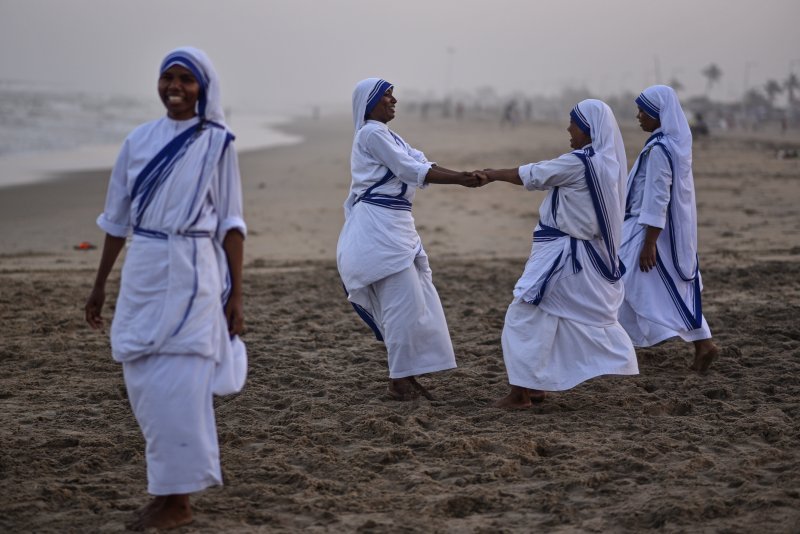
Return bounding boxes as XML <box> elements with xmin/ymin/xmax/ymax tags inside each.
<box><xmin>1</xmin><ymin>114</ymin><xmax>799</xmax><ymax>532</ymax></box>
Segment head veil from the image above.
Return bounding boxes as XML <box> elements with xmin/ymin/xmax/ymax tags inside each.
<box><xmin>570</xmin><ymin>99</ymin><xmax>627</xmax><ymax>278</ymax></box>
<box><xmin>352</xmin><ymin>78</ymin><xmax>393</xmax><ymax>132</ymax></box>
<box><xmin>634</xmin><ymin>85</ymin><xmax>698</xmax><ymax>278</ymax></box>
<box><xmin>160</xmin><ymin>46</ymin><xmax>228</xmax><ymax>129</ymax></box>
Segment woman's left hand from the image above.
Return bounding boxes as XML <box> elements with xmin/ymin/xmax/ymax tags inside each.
<box><xmin>225</xmin><ymin>294</ymin><xmax>245</xmax><ymax>336</ymax></box>
<box><xmin>639</xmin><ymin>241</ymin><xmax>658</xmax><ymax>272</ymax></box>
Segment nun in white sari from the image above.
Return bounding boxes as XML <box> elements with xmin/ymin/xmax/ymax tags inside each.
<box><xmin>85</xmin><ymin>47</ymin><xmax>246</xmax><ymax>529</ymax></box>
<box><xmin>482</xmin><ymin>99</ymin><xmax>638</xmax><ymax>409</ymax></box>
<box><xmin>337</xmin><ymin>78</ymin><xmax>482</xmax><ymax>401</ymax></box>
<box><xmin>618</xmin><ymin>85</ymin><xmax>718</xmax><ymax>372</ymax></box>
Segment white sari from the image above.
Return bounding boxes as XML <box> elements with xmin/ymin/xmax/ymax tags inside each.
<box><xmin>502</xmin><ymin>100</ymin><xmax>638</xmax><ymax>391</ymax></box>
<box><xmin>97</xmin><ymin>47</ymin><xmax>246</xmax><ymax>494</ymax></box>
<box><xmin>336</xmin><ymin>78</ymin><xmax>456</xmax><ymax>379</ymax></box>
<box><xmin>619</xmin><ymin>85</ymin><xmax>711</xmax><ymax>346</ymax></box>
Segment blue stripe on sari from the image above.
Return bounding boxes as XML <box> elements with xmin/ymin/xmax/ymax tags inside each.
<box><xmin>131</xmin><ymin>122</ymin><xmax>203</xmax><ymax>226</ymax></box>
<box><xmin>524</xmin><ymin>250</ymin><xmax>565</xmax><ymax>306</ymax></box>
<box><xmin>651</xmin><ymin>142</ymin><xmax>697</xmax><ymax>283</ymax></box>
<box><xmin>570</xmin><ymin>107</ymin><xmax>591</xmax><ymax>136</ymax></box>
<box><xmin>533</xmin><ymin>223</ymin><xmax>583</xmax><ymax>274</ymax></box>
<box><xmin>171</xmin><ymin>238</ymin><xmax>200</xmax><ymax>337</ymax></box>
<box><xmin>627</xmin><ymin>132</ymin><xmax>702</xmax><ymax>327</ymax></box>
<box><xmin>550</xmin><ymin>187</ymin><xmax>560</xmax><ymax>221</ymax></box>
<box><xmin>354</xmin><ymin>168</ymin><xmax>412</xmax><ymax>211</ymax></box>
<box><xmin>341</xmin><ymin>283</ymin><xmax>384</xmax><ymax>341</ymax></box>
<box><xmin>574</xmin><ymin>148</ymin><xmax>624</xmax><ymax>282</ymax></box>
<box><xmin>655</xmin><ymin>254</ymin><xmax>702</xmax><ymax>329</ymax></box>
<box><xmin>364</xmin><ymin>80</ymin><xmax>393</xmax><ymax>120</ymax></box>
<box><xmin>625</xmin><ymin>132</ymin><xmax>665</xmax><ymax>218</ymax></box>
<box><xmin>646</xmin><ymin>140</ymin><xmax>698</xmax><ymax>283</ymax></box>
<box><xmin>636</xmin><ymin>94</ymin><xmax>660</xmax><ymax>121</ymax></box>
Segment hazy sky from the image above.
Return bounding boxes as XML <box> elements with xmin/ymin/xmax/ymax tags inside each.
<box><xmin>1</xmin><ymin>0</ymin><xmax>799</xmax><ymax>115</ymax></box>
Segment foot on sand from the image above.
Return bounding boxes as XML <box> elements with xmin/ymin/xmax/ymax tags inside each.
<box><xmin>491</xmin><ymin>386</ymin><xmax>546</xmax><ymax>410</ymax></box>
<box><xmin>127</xmin><ymin>495</ymin><xmax>192</xmax><ymax>531</ymax></box>
<box><xmin>690</xmin><ymin>341</ymin><xmax>719</xmax><ymax>373</ymax></box>
<box><xmin>388</xmin><ymin>376</ymin><xmax>434</xmax><ymax>401</ymax></box>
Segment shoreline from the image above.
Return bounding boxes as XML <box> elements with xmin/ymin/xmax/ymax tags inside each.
<box><xmin>0</xmin><ymin>113</ymin><xmax>304</xmax><ymax>190</ymax></box>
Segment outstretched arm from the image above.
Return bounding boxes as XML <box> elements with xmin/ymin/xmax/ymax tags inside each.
<box><xmin>425</xmin><ymin>165</ymin><xmax>486</xmax><ymax>187</ymax></box>
<box><xmin>482</xmin><ymin>168</ymin><xmax>524</xmax><ymax>186</ymax></box>
<box><xmin>85</xmin><ymin>234</ymin><xmax>126</xmax><ymax>330</ymax></box>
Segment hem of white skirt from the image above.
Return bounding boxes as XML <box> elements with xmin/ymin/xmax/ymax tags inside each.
<box><xmin>630</xmin><ymin>325</ymin><xmax>711</xmax><ymax>347</ymax></box>
<box><xmin>389</xmin><ymin>361</ymin><xmax>457</xmax><ymax>379</ymax></box>
<box><xmin>148</xmin><ymin>476</ymin><xmax>221</xmax><ymax>496</ymax></box>
<box><xmin>509</xmin><ymin>365</ymin><xmax>639</xmax><ymax>392</ymax></box>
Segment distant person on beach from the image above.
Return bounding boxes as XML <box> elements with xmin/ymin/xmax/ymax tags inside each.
<box><xmin>84</xmin><ymin>47</ymin><xmax>247</xmax><ymax>530</ymax></box>
<box><xmin>337</xmin><ymin>78</ymin><xmax>484</xmax><ymax>401</ymax></box>
<box><xmin>478</xmin><ymin>99</ymin><xmax>638</xmax><ymax>409</ymax></box>
<box><xmin>689</xmin><ymin>111</ymin><xmax>709</xmax><ymax>138</ymax></box>
<box><xmin>618</xmin><ymin>85</ymin><xmax>718</xmax><ymax>371</ymax></box>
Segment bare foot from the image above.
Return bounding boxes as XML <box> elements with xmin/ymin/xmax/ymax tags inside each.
<box><xmin>491</xmin><ymin>386</ymin><xmax>546</xmax><ymax>409</ymax></box>
<box><xmin>127</xmin><ymin>495</ymin><xmax>192</xmax><ymax>531</ymax></box>
<box><xmin>408</xmin><ymin>376</ymin><xmax>434</xmax><ymax>400</ymax></box>
<box><xmin>388</xmin><ymin>378</ymin><xmax>418</xmax><ymax>401</ymax></box>
<box><xmin>387</xmin><ymin>376</ymin><xmax>435</xmax><ymax>401</ymax></box>
<box><xmin>131</xmin><ymin>497</ymin><xmax>162</xmax><ymax>519</ymax></box>
<box><xmin>528</xmin><ymin>389</ymin><xmax>547</xmax><ymax>403</ymax></box>
<box><xmin>690</xmin><ymin>340</ymin><xmax>719</xmax><ymax>373</ymax></box>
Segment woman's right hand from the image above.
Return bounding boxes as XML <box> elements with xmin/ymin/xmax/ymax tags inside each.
<box><xmin>85</xmin><ymin>286</ymin><xmax>106</xmax><ymax>330</ymax></box>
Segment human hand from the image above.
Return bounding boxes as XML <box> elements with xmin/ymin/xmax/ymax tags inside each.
<box><xmin>85</xmin><ymin>286</ymin><xmax>106</xmax><ymax>330</ymax></box>
<box><xmin>225</xmin><ymin>293</ymin><xmax>245</xmax><ymax>336</ymax></box>
<box><xmin>473</xmin><ymin>171</ymin><xmax>490</xmax><ymax>187</ymax></box>
<box><xmin>639</xmin><ymin>241</ymin><xmax>657</xmax><ymax>272</ymax></box>
<box><xmin>457</xmin><ymin>171</ymin><xmax>480</xmax><ymax>188</ymax></box>
<box><xmin>458</xmin><ymin>171</ymin><xmax>492</xmax><ymax>188</ymax></box>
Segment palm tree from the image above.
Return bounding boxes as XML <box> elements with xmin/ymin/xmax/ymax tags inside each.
<box><xmin>784</xmin><ymin>73</ymin><xmax>799</xmax><ymax>105</ymax></box>
<box><xmin>702</xmin><ymin>63</ymin><xmax>722</xmax><ymax>95</ymax></box>
<box><xmin>764</xmin><ymin>79</ymin><xmax>783</xmax><ymax>106</ymax></box>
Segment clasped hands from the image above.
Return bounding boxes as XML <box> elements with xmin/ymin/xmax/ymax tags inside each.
<box><xmin>457</xmin><ymin>169</ymin><xmax>497</xmax><ymax>188</ymax></box>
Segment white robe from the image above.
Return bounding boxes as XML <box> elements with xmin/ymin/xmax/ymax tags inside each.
<box><xmin>98</xmin><ymin>113</ymin><xmax>247</xmax><ymax>494</ymax></box>
<box><xmin>619</xmin><ymin>129</ymin><xmax>711</xmax><ymax>346</ymax></box>
<box><xmin>337</xmin><ymin>120</ymin><xmax>430</xmax><ymax>290</ymax></box>
<box><xmin>337</xmin><ymin>109</ymin><xmax>455</xmax><ymax>378</ymax></box>
<box><xmin>502</xmin><ymin>148</ymin><xmax>638</xmax><ymax>391</ymax></box>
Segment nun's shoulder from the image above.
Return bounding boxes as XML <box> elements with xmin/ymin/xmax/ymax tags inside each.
<box><xmin>126</xmin><ymin>116</ymin><xmax>170</xmax><ymax>141</ymax></box>
<box><xmin>359</xmin><ymin>121</ymin><xmax>387</xmax><ymax>135</ymax></box>
<box><xmin>555</xmin><ymin>150</ymin><xmax>590</xmax><ymax>167</ymax></box>
<box><xmin>355</xmin><ymin>121</ymin><xmax>388</xmax><ymax>144</ymax></box>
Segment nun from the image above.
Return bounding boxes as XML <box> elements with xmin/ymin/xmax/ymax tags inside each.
<box><xmin>618</xmin><ymin>85</ymin><xmax>718</xmax><ymax>371</ymax></box>
<box><xmin>85</xmin><ymin>47</ymin><xmax>247</xmax><ymax>530</ymax></box>
<box><xmin>480</xmin><ymin>99</ymin><xmax>639</xmax><ymax>409</ymax></box>
<box><xmin>337</xmin><ymin>78</ymin><xmax>483</xmax><ymax>401</ymax></box>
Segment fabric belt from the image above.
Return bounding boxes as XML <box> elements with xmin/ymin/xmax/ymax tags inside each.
<box><xmin>133</xmin><ymin>226</ymin><xmax>213</xmax><ymax>240</ymax></box>
<box><xmin>534</xmin><ymin>223</ymin><xmax>582</xmax><ymax>274</ymax></box>
<box><xmin>353</xmin><ymin>169</ymin><xmax>412</xmax><ymax>212</ymax></box>
<box><xmin>355</xmin><ymin>194</ymin><xmax>412</xmax><ymax>211</ymax></box>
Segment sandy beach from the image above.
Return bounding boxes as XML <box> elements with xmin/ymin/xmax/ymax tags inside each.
<box><xmin>1</xmin><ymin>113</ymin><xmax>799</xmax><ymax>532</ymax></box>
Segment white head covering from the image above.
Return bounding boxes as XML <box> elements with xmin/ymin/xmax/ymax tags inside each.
<box><xmin>160</xmin><ymin>46</ymin><xmax>227</xmax><ymax>128</ymax></box>
<box><xmin>352</xmin><ymin>78</ymin><xmax>393</xmax><ymax>132</ymax></box>
<box><xmin>571</xmin><ymin>99</ymin><xmax>627</xmax><ymax>274</ymax></box>
<box><xmin>634</xmin><ymin>85</ymin><xmax>698</xmax><ymax>277</ymax></box>
<box><xmin>636</xmin><ymin>85</ymin><xmax>692</xmax><ymax>172</ymax></box>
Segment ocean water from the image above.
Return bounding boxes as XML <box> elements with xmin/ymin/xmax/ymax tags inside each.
<box><xmin>0</xmin><ymin>81</ymin><xmax>302</xmax><ymax>188</ymax></box>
